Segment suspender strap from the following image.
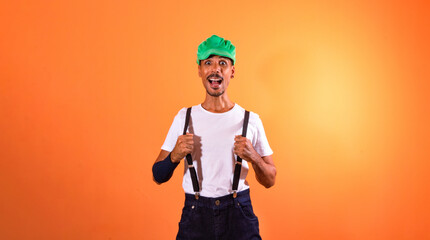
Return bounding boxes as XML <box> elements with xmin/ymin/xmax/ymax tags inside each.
<box><xmin>232</xmin><ymin>110</ymin><xmax>250</xmax><ymax>198</ymax></box>
<box><xmin>183</xmin><ymin>107</ymin><xmax>200</xmax><ymax>199</ymax></box>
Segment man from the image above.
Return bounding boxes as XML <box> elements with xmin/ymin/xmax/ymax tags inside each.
<box><xmin>152</xmin><ymin>35</ymin><xmax>276</xmax><ymax>240</ymax></box>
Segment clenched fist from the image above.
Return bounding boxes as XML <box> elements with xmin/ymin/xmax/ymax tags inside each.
<box><xmin>233</xmin><ymin>135</ymin><xmax>259</xmax><ymax>164</ymax></box>
<box><xmin>171</xmin><ymin>133</ymin><xmax>194</xmax><ymax>163</ymax></box>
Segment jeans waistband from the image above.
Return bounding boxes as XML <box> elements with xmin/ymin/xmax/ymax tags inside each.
<box><xmin>184</xmin><ymin>189</ymin><xmax>251</xmax><ymax>208</ymax></box>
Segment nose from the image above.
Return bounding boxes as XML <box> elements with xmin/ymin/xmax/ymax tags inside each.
<box><xmin>210</xmin><ymin>62</ymin><xmax>221</xmax><ymax>73</ymax></box>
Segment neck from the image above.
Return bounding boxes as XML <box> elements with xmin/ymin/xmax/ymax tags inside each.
<box><xmin>201</xmin><ymin>93</ymin><xmax>234</xmax><ymax>113</ymax></box>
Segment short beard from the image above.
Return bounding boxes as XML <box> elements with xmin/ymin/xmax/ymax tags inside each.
<box><xmin>207</xmin><ymin>89</ymin><xmax>225</xmax><ymax>97</ymax></box>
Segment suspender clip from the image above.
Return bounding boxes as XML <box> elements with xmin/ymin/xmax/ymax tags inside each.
<box><xmin>233</xmin><ymin>190</ymin><xmax>237</xmax><ymax>198</ymax></box>
<box><xmin>195</xmin><ymin>192</ymin><xmax>200</xmax><ymax>200</ymax></box>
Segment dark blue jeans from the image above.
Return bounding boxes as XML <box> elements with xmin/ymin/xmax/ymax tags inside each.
<box><xmin>176</xmin><ymin>189</ymin><xmax>262</xmax><ymax>240</ymax></box>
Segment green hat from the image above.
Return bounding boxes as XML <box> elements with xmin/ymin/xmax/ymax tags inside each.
<box><xmin>197</xmin><ymin>35</ymin><xmax>236</xmax><ymax>65</ymax></box>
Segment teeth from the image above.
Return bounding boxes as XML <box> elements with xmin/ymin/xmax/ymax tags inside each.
<box><xmin>209</xmin><ymin>80</ymin><xmax>222</xmax><ymax>84</ymax></box>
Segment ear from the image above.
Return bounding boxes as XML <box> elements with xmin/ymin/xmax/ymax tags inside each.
<box><xmin>231</xmin><ymin>66</ymin><xmax>235</xmax><ymax>78</ymax></box>
<box><xmin>198</xmin><ymin>64</ymin><xmax>202</xmax><ymax>77</ymax></box>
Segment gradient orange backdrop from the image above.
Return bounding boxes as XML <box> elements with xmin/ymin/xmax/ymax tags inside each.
<box><xmin>1</xmin><ymin>0</ymin><xmax>429</xmax><ymax>239</ymax></box>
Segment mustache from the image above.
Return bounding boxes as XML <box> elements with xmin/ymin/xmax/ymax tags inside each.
<box><xmin>207</xmin><ymin>74</ymin><xmax>224</xmax><ymax>81</ymax></box>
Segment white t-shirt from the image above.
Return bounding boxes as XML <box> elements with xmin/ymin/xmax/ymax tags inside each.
<box><xmin>161</xmin><ymin>104</ymin><xmax>273</xmax><ymax>198</ymax></box>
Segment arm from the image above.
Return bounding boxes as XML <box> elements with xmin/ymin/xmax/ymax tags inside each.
<box><xmin>251</xmin><ymin>155</ymin><xmax>276</xmax><ymax>188</ymax></box>
<box><xmin>234</xmin><ymin>136</ymin><xmax>277</xmax><ymax>188</ymax></box>
<box><xmin>152</xmin><ymin>133</ymin><xmax>194</xmax><ymax>184</ymax></box>
<box><xmin>152</xmin><ymin>150</ymin><xmax>177</xmax><ymax>185</ymax></box>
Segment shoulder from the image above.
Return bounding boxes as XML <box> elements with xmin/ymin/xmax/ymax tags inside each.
<box><xmin>176</xmin><ymin>107</ymin><xmax>188</xmax><ymax>117</ymax></box>
<box><xmin>170</xmin><ymin>108</ymin><xmax>186</xmax><ymax>122</ymax></box>
<box><xmin>235</xmin><ymin>104</ymin><xmax>262</xmax><ymax>124</ymax></box>
<box><xmin>174</xmin><ymin>104</ymin><xmax>201</xmax><ymax>119</ymax></box>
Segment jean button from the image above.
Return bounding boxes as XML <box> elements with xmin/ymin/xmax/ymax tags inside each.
<box><xmin>215</xmin><ymin>200</ymin><xmax>220</xmax><ymax>206</ymax></box>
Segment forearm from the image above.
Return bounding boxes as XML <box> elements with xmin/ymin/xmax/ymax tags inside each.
<box><xmin>152</xmin><ymin>153</ymin><xmax>179</xmax><ymax>184</ymax></box>
<box><xmin>250</xmin><ymin>154</ymin><xmax>276</xmax><ymax>188</ymax></box>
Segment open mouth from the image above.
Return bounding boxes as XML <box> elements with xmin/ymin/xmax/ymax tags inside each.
<box><xmin>207</xmin><ymin>74</ymin><xmax>223</xmax><ymax>88</ymax></box>
<box><xmin>208</xmin><ymin>79</ymin><xmax>222</xmax><ymax>84</ymax></box>
<box><xmin>208</xmin><ymin>79</ymin><xmax>223</xmax><ymax>88</ymax></box>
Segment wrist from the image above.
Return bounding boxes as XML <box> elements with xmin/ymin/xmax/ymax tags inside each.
<box><xmin>170</xmin><ymin>152</ymin><xmax>181</xmax><ymax>163</ymax></box>
<box><xmin>250</xmin><ymin>152</ymin><xmax>262</xmax><ymax>165</ymax></box>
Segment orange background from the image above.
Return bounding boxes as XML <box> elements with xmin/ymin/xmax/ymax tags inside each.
<box><xmin>1</xmin><ymin>0</ymin><xmax>429</xmax><ymax>239</ymax></box>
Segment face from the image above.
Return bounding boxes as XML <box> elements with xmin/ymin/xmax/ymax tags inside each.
<box><xmin>198</xmin><ymin>55</ymin><xmax>235</xmax><ymax>97</ymax></box>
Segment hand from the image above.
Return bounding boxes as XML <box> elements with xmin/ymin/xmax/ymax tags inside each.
<box><xmin>233</xmin><ymin>135</ymin><xmax>259</xmax><ymax>164</ymax></box>
<box><xmin>171</xmin><ymin>133</ymin><xmax>194</xmax><ymax>163</ymax></box>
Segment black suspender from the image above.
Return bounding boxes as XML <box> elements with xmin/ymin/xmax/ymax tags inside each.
<box><xmin>183</xmin><ymin>107</ymin><xmax>250</xmax><ymax>199</ymax></box>
<box><xmin>232</xmin><ymin>110</ymin><xmax>250</xmax><ymax>198</ymax></box>
<box><xmin>183</xmin><ymin>107</ymin><xmax>200</xmax><ymax>199</ymax></box>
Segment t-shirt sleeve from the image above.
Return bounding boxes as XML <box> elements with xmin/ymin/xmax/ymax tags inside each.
<box><xmin>161</xmin><ymin>109</ymin><xmax>186</xmax><ymax>152</ymax></box>
<box><xmin>252</xmin><ymin>115</ymin><xmax>273</xmax><ymax>157</ymax></box>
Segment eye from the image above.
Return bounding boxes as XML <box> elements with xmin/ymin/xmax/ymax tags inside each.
<box><xmin>204</xmin><ymin>60</ymin><xmax>211</xmax><ymax>65</ymax></box>
<box><xmin>220</xmin><ymin>60</ymin><xmax>226</xmax><ymax>65</ymax></box>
